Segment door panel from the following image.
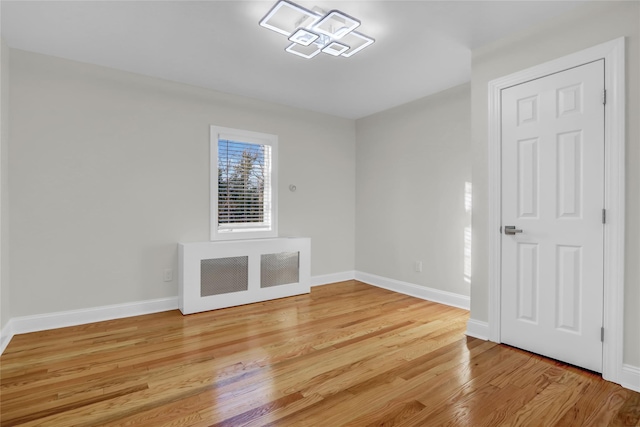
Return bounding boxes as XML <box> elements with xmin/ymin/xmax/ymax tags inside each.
<box><xmin>517</xmin><ymin>137</ymin><xmax>539</xmax><ymax>218</ymax></box>
<box><xmin>557</xmin><ymin>131</ymin><xmax>582</xmax><ymax>217</ymax></box>
<box><xmin>556</xmin><ymin>245</ymin><xmax>581</xmax><ymax>332</ymax></box>
<box><xmin>516</xmin><ymin>242</ymin><xmax>538</xmax><ymax>323</ymax></box>
<box><xmin>501</xmin><ymin>60</ymin><xmax>604</xmax><ymax>372</ymax></box>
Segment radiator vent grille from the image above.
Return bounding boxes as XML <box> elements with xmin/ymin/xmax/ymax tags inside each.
<box><xmin>200</xmin><ymin>256</ymin><xmax>248</xmax><ymax>297</ymax></box>
<box><xmin>180</xmin><ymin>238</ymin><xmax>310</xmax><ymax>315</ymax></box>
<box><xmin>261</xmin><ymin>252</ymin><xmax>299</xmax><ymax>288</ymax></box>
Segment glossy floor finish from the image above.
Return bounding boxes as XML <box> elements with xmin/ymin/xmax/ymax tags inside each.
<box><xmin>1</xmin><ymin>281</ymin><xmax>638</xmax><ymax>426</ymax></box>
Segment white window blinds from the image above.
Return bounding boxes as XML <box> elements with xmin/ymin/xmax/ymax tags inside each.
<box><xmin>211</xmin><ymin>127</ymin><xmax>278</xmax><ymax>240</ymax></box>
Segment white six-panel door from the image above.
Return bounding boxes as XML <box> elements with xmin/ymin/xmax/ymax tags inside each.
<box><xmin>500</xmin><ymin>60</ymin><xmax>605</xmax><ymax>372</ymax></box>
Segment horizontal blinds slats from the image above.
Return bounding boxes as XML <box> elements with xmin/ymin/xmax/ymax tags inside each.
<box><xmin>218</xmin><ymin>133</ymin><xmax>271</xmax><ymax>146</ymax></box>
<box><xmin>218</xmin><ymin>139</ymin><xmax>271</xmax><ymax>229</ymax></box>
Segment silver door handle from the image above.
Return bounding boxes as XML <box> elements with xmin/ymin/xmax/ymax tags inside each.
<box><xmin>504</xmin><ymin>226</ymin><xmax>523</xmax><ymax>235</ymax></box>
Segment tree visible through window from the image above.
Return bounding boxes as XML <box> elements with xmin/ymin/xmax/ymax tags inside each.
<box><xmin>218</xmin><ymin>141</ymin><xmax>268</xmax><ymax>225</ymax></box>
<box><xmin>211</xmin><ymin>126</ymin><xmax>278</xmax><ymax>240</ymax></box>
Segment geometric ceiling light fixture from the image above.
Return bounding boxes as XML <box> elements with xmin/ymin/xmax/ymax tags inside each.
<box><xmin>321</xmin><ymin>41</ymin><xmax>349</xmax><ymax>56</ymax></box>
<box><xmin>288</xmin><ymin>28</ymin><xmax>320</xmax><ymax>46</ymax></box>
<box><xmin>313</xmin><ymin>10</ymin><xmax>360</xmax><ymax>39</ymax></box>
<box><xmin>259</xmin><ymin>0</ymin><xmax>374</xmax><ymax>59</ymax></box>
<box><xmin>286</xmin><ymin>42</ymin><xmax>322</xmax><ymax>59</ymax></box>
<box><xmin>259</xmin><ymin>0</ymin><xmax>320</xmax><ymax>37</ymax></box>
<box><xmin>339</xmin><ymin>31</ymin><xmax>375</xmax><ymax>58</ymax></box>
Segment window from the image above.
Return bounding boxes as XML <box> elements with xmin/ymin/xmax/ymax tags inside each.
<box><xmin>211</xmin><ymin>126</ymin><xmax>278</xmax><ymax>240</ymax></box>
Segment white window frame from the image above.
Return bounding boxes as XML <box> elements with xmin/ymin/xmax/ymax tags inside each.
<box><xmin>210</xmin><ymin>126</ymin><xmax>278</xmax><ymax>241</ymax></box>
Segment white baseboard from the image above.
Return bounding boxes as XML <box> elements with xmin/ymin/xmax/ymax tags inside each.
<box><xmin>0</xmin><ymin>269</ymin><xmax>358</xmax><ymax>355</ymax></box>
<box><xmin>1</xmin><ymin>269</ymin><xmax>358</xmax><ymax>355</ymax></box>
<box><xmin>0</xmin><ymin>297</ymin><xmax>178</xmax><ymax>355</ymax></box>
<box><xmin>465</xmin><ymin>318</ymin><xmax>490</xmax><ymax>340</ymax></box>
<box><xmin>464</xmin><ymin>321</ymin><xmax>639</xmax><ymax>393</ymax></box>
<box><xmin>311</xmin><ymin>271</ymin><xmax>355</xmax><ymax>287</ymax></box>
<box><xmin>0</xmin><ymin>319</ymin><xmax>14</xmax><ymax>354</ymax></box>
<box><xmin>354</xmin><ymin>271</ymin><xmax>469</xmax><ymax>310</ymax></box>
<box><xmin>1</xmin><ymin>278</ymin><xmax>638</xmax><ymax>395</ymax></box>
<box><xmin>620</xmin><ymin>364</ymin><xmax>640</xmax><ymax>393</ymax></box>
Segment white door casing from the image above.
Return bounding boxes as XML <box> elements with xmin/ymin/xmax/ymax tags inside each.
<box><xmin>486</xmin><ymin>37</ymin><xmax>625</xmax><ymax>385</ymax></box>
<box><xmin>500</xmin><ymin>60</ymin><xmax>604</xmax><ymax>372</ymax></box>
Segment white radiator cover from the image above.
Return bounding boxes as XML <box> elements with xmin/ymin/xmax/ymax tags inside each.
<box><xmin>179</xmin><ymin>238</ymin><xmax>310</xmax><ymax>314</ymax></box>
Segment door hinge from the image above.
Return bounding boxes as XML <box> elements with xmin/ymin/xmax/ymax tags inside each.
<box><xmin>601</xmin><ymin>327</ymin><xmax>605</xmax><ymax>342</ymax></box>
<box><xmin>602</xmin><ymin>208</ymin><xmax>606</xmax><ymax>224</ymax></box>
<box><xmin>602</xmin><ymin>89</ymin><xmax>607</xmax><ymax>105</ymax></box>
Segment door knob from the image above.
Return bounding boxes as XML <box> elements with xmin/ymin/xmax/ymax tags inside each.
<box><xmin>504</xmin><ymin>226</ymin><xmax>523</xmax><ymax>235</ymax></box>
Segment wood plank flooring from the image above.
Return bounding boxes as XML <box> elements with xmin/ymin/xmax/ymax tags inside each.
<box><xmin>1</xmin><ymin>281</ymin><xmax>638</xmax><ymax>426</ymax></box>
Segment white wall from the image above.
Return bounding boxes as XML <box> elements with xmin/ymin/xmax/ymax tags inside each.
<box><xmin>9</xmin><ymin>49</ymin><xmax>356</xmax><ymax>317</ymax></box>
<box><xmin>0</xmin><ymin>39</ymin><xmax>10</xmax><ymax>331</ymax></box>
<box><xmin>470</xmin><ymin>2</ymin><xmax>640</xmax><ymax>365</ymax></box>
<box><xmin>355</xmin><ymin>83</ymin><xmax>471</xmax><ymax>296</ymax></box>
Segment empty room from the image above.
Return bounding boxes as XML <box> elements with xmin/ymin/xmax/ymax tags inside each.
<box><xmin>0</xmin><ymin>1</ymin><xmax>639</xmax><ymax>425</ymax></box>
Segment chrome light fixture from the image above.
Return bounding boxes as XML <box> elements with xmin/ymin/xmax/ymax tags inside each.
<box><xmin>259</xmin><ymin>0</ymin><xmax>374</xmax><ymax>59</ymax></box>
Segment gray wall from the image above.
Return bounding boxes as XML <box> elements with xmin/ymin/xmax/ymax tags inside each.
<box><xmin>470</xmin><ymin>2</ymin><xmax>640</xmax><ymax>365</ymax></box>
<box><xmin>1</xmin><ymin>39</ymin><xmax>9</xmax><ymax>330</ymax></box>
<box><xmin>356</xmin><ymin>83</ymin><xmax>471</xmax><ymax>296</ymax></box>
<box><xmin>9</xmin><ymin>49</ymin><xmax>356</xmax><ymax>317</ymax></box>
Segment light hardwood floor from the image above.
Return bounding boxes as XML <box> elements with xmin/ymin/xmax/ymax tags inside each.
<box><xmin>1</xmin><ymin>281</ymin><xmax>638</xmax><ymax>426</ymax></box>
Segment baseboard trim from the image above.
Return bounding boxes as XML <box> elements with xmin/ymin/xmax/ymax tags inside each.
<box><xmin>1</xmin><ymin>281</ymin><xmax>638</xmax><ymax>394</ymax></box>
<box><xmin>620</xmin><ymin>364</ymin><xmax>640</xmax><ymax>393</ymax></box>
<box><xmin>0</xmin><ymin>320</ymin><xmax>14</xmax><ymax>355</ymax></box>
<box><xmin>466</xmin><ymin>319</ymin><xmax>490</xmax><ymax>340</ymax></box>
<box><xmin>0</xmin><ymin>297</ymin><xmax>179</xmax><ymax>355</ymax></box>
<box><xmin>354</xmin><ymin>271</ymin><xmax>469</xmax><ymax>310</ymax></box>
<box><xmin>1</xmin><ymin>270</ymin><xmax>359</xmax><ymax>355</ymax></box>
<box><xmin>465</xmin><ymin>322</ymin><xmax>638</xmax><ymax>392</ymax></box>
<box><xmin>311</xmin><ymin>271</ymin><xmax>355</xmax><ymax>287</ymax></box>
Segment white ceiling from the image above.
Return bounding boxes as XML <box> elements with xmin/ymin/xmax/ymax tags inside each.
<box><xmin>1</xmin><ymin>1</ymin><xmax>587</xmax><ymax>119</ymax></box>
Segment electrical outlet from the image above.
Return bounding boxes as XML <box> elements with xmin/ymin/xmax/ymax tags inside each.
<box><xmin>163</xmin><ymin>268</ymin><xmax>173</xmax><ymax>282</ymax></box>
<box><xmin>415</xmin><ymin>261</ymin><xmax>423</xmax><ymax>272</ymax></box>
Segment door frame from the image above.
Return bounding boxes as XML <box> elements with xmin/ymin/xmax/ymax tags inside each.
<box><xmin>487</xmin><ymin>37</ymin><xmax>625</xmax><ymax>384</ymax></box>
